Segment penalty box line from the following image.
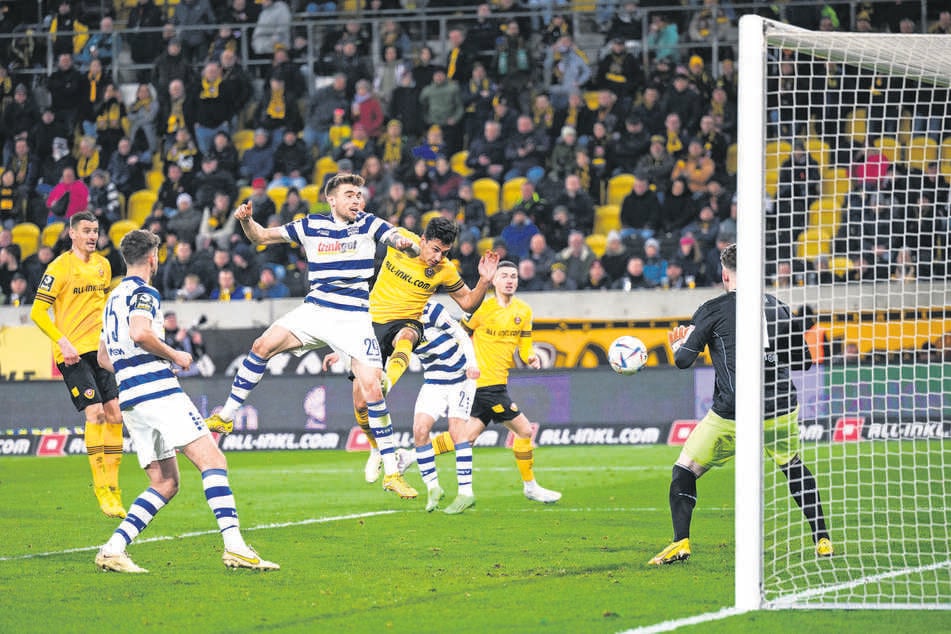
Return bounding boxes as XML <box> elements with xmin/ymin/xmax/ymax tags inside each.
<box><xmin>0</xmin><ymin>510</ymin><xmax>399</xmax><ymax>563</ymax></box>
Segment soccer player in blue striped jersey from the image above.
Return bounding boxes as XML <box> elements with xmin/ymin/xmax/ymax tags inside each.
<box><xmin>95</xmin><ymin>229</ymin><xmax>278</xmax><ymax>573</ymax></box>
<box><xmin>204</xmin><ymin>173</ymin><xmax>420</xmax><ymax>498</ymax></box>
<box><xmin>400</xmin><ymin>300</ymin><xmax>480</xmax><ymax>513</ymax></box>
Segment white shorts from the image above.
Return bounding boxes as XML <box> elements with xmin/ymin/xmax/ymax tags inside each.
<box><xmin>414</xmin><ymin>380</ymin><xmax>476</xmax><ymax>422</ymax></box>
<box><xmin>274</xmin><ymin>303</ymin><xmax>382</xmax><ymax>368</ymax></box>
<box><xmin>122</xmin><ymin>391</ymin><xmax>208</xmax><ymax>468</ymax></box>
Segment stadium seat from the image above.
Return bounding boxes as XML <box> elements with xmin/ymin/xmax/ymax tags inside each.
<box><xmin>108</xmin><ymin>219</ymin><xmax>139</xmax><ymax>248</ymax></box>
<box><xmin>267</xmin><ymin>186</ymin><xmax>288</xmax><ymax>210</ymax></box>
<box><xmin>451</xmin><ymin>151</ymin><xmax>472</xmax><ymax>177</ymax></box>
<box><xmin>585</xmin><ymin>234</ymin><xmax>607</xmax><ymax>258</ymax></box>
<box><xmin>232</xmin><ymin>129</ymin><xmax>255</xmax><ymax>157</ymax></box>
<box><xmin>314</xmin><ymin>156</ymin><xmax>339</xmax><ymax>189</ymax></box>
<box><xmin>606</xmin><ymin>173</ymin><xmax>634</xmax><ymax>206</ymax></box>
<box><xmin>237</xmin><ymin>185</ymin><xmax>253</xmax><ymax>204</ymax></box>
<box><xmin>41</xmin><ymin>222</ymin><xmax>65</xmax><ymax>248</ymax></box>
<box><xmin>726</xmin><ymin>143</ymin><xmax>738</xmax><ymax>176</ymax></box>
<box><xmin>828</xmin><ymin>256</ymin><xmax>854</xmax><ymax>278</ymax></box>
<box><xmin>420</xmin><ymin>210</ymin><xmax>441</xmax><ymax>230</ymax></box>
<box><xmin>820</xmin><ymin>167</ymin><xmax>851</xmax><ymax>202</ymax></box>
<box><xmin>795</xmin><ymin>227</ymin><xmax>833</xmax><ymax>260</ymax></box>
<box><xmin>906</xmin><ymin>135</ymin><xmax>938</xmax><ymax>172</ymax></box>
<box><xmin>845</xmin><ymin>107</ymin><xmax>868</xmax><ymax>143</ymax></box>
<box><xmin>10</xmin><ymin>222</ymin><xmax>40</xmax><ymax>260</ymax></box>
<box><xmin>300</xmin><ymin>184</ymin><xmax>321</xmax><ymax>205</ymax></box>
<box><xmin>146</xmin><ymin>170</ymin><xmax>164</xmax><ymax>192</ymax></box>
<box><xmin>805</xmin><ymin>138</ymin><xmax>831</xmax><ymax>168</ymax></box>
<box><xmin>765</xmin><ymin>167</ymin><xmax>779</xmax><ymax>198</ymax></box>
<box><xmin>127</xmin><ymin>189</ymin><xmax>158</xmax><ymax>226</ymax></box>
<box><xmin>873</xmin><ymin>136</ymin><xmax>902</xmax><ymax>163</ymax></box>
<box><xmin>808</xmin><ymin>198</ymin><xmax>842</xmax><ymax>233</ymax></box>
<box><xmin>501</xmin><ymin>177</ymin><xmax>526</xmax><ymax>210</ymax></box>
<box><xmin>940</xmin><ymin>135</ymin><xmax>951</xmax><ymax>162</ymax></box>
<box><xmin>472</xmin><ymin>178</ymin><xmax>500</xmax><ymax>216</ymax></box>
<box><xmin>593</xmin><ymin>205</ymin><xmax>621</xmax><ymax>236</ymax></box>
<box><xmin>477</xmin><ymin>236</ymin><xmax>495</xmax><ymax>254</ymax></box>
<box><xmin>764</xmin><ymin>140</ymin><xmax>791</xmax><ymax>172</ymax></box>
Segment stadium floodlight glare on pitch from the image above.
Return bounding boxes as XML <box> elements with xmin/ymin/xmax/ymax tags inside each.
<box><xmin>735</xmin><ymin>15</ymin><xmax>951</xmax><ymax>612</ymax></box>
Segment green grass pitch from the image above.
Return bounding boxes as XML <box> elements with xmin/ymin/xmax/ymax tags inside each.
<box><xmin>0</xmin><ymin>446</ymin><xmax>946</xmax><ymax>633</ymax></box>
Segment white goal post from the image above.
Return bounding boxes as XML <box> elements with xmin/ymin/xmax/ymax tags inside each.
<box><xmin>735</xmin><ymin>15</ymin><xmax>951</xmax><ymax>611</ymax></box>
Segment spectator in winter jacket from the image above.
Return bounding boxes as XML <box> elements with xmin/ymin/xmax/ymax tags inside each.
<box><xmin>252</xmin><ymin>0</ymin><xmax>292</xmax><ymax>57</ymax></box>
<box><xmin>46</xmin><ymin>166</ymin><xmax>89</xmax><ymax>225</ymax></box>
<box><xmin>239</xmin><ymin>129</ymin><xmax>274</xmax><ymax>184</ymax></box>
<box><xmin>107</xmin><ymin>137</ymin><xmax>148</xmax><ymax>198</ymax></box>
<box><xmin>172</xmin><ymin>0</ymin><xmax>216</xmax><ymax>63</ymax></box>
<box><xmin>270</xmin><ymin>129</ymin><xmax>312</xmax><ymax>190</ymax></box>
<box><xmin>304</xmin><ymin>73</ymin><xmax>349</xmax><ymax>154</ymax></box>
<box><xmin>86</xmin><ymin>169</ymin><xmax>122</xmax><ymax>229</ymax></box>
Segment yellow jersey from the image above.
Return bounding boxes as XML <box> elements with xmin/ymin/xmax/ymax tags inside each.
<box><xmin>370</xmin><ymin>234</ymin><xmax>465</xmax><ymax>323</ymax></box>
<box><xmin>33</xmin><ymin>251</ymin><xmax>111</xmax><ymax>363</ymax></box>
<box><xmin>463</xmin><ymin>295</ymin><xmax>534</xmax><ymax>388</ymax></box>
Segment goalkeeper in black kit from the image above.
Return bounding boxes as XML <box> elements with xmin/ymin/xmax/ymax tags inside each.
<box><xmin>649</xmin><ymin>244</ymin><xmax>832</xmax><ymax>565</ymax></box>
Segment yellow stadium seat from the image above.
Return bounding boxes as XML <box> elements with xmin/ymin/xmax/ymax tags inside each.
<box><xmin>606</xmin><ymin>173</ymin><xmax>635</xmax><ymax>206</ymax></box>
<box><xmin>10</xmin><ymin>222</ymin><xmax>40</xmax><ymax>260</ymax></box>
<box><xmin>764</xmin><ymin>140</ymin><xmax>792</xmax><ymax>172</ymax></box>
<box><xmin>41</xmin><ymin>222</ymin><xmax>66</xmax><ymax>248</ymax></box>
<box><xmin>765</xmin><ymin>168</ymin><xmax>779</xmax><ymax>198</ymax></box>
<box><xmin>795</xmin><ymin>227</ymin><xmax>833</xmax><ymax>260</ymax></box>
<box><xmin>472</xmin><ymin>178</ymin><xmax>500</xmax><ymax>216</ymax></box>
<box><xmin>237</xmin><ymin>186</ymin><xmax>253</xmax><ymax>203</ymax></box>
<box><xmin>845</xmin><ymin>108</ymin><xmax>868</xmax><ymax>144</ymax></box>
<box><xmin>583</xmin><ymin>90</ymin><xmax>600</xmax><ymax>110</ymax></box>
<box><xmin>805</xmin><ymin>138</ymin><xmax>831</xmax><ymax>168</ymax></box>
<box><xmin>314</xmin><ymin>156</ymin><xmax>339</xmax><ymax>189</ymax></box>
<box><xmin>593</xmin><ymin>205</ymin><xmax>621</xmax><ymax>236</ymax></box>
<box><xmin>828</xmin><ymin>256</ymin><xmax>854</xmax><ymax>278</ymax></box>
<box><xmin>267</xmin><ymin>186</ymin><xmax>288</xmax><ymax>210</ymax></box>
<box><xmin>940</xmin><ymin>135</ymin><xmax>951</xmax><ymax>162</ymax></box>
<box><xmin>451</xmin><ymin>151</ymin><xmax>472</xmax><ymax>177</ymax></box>
<box><xmin>108</xmin><ymin>219</ymin><xmax>139</xmax><ymax>248</ymax></box>
<box><xmin>873</xmin><ymin>136</ymin><xmax>901</xmax><ymax>163</ymax></box>
<box><xmin>127</xmin><ymin>189</ymin><xmax>158</xmax><ymax>226</ymax></box>
<box><xmin>146</xmin><ymin>170</ymin><xmax>164</xmax><ymax>192</ymax></box>
<box><xmin>585</xmin><ymin>234</ymin><xmax>607</xmax><ymax>258</ymax></box>
<box><xmin>808</xmin><ymin>198</ymin><xmax>842</xmax><ymax>233</ymax></box>
<box><xmin>820</xmin><ymin>168</ymin><xmax>851</xmax><ymax>202</ymax></box>
<box><xmin>300</xmin><ymin>184</ymin><xmax>321</xmax><ymax>205</ymax></box>
<box><xmin>232</xmin><ymin>129</ymin><xmax>255</xmax><ymax>157</ymax></box>
<box><xmin>477</xmin><ymin>236</ymin><xmax>495</xmax><ymax>254</ymax></box>
<box><xmin>501</xmin><ymin>177</ymin><xmax>527</xmax><ymax>211</ymax></box>
<box><xmin>906</xmin><ymin>135</ymin><xmax>938</xmax><ymax>172</ymax></box>
<box><xmin>726</xmin><ymin>143</ymin><xmax>738</xmax><ymax>176</ymax></box>
<box><xmin>420</xmin><ymin>210</ymin><xmax>441</xmax><ymax>230</ymax></box>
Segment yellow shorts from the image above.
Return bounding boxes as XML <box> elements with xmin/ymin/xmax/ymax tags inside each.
<box><xmin>683</xmin><ymin>408</ymin><xmax>800</xmax><ymax>469</ymax></box>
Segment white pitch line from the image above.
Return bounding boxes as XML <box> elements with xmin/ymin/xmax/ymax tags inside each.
<box><xmin>240</xmin><ymin>465</ymin><xmax>671</xmax><ymax>475</ymax></box>
<box><xmin>618</xmin><ymin>606</ymin><xmax>745</xmax><ymax>633</ymax></box>
<box><xmin>0</xmin><ymin>510</ymin><xmax>399</xmax><ymax>563</ymax></box>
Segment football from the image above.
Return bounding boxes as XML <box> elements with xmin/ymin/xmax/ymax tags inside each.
<box><xmin>608</xmin><ymin>336</ymin><xmax>648</xmax><ymax>375</ymax></box>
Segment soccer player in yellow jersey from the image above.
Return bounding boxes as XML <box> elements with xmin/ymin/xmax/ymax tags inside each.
<box><xmin>30</xmin><ymin>211</ymin><xmax>126</xmax><ymax>518</ymax></box>
<box><xmin>424</xmin><ymin>260</ymin><xmax>561</xmax><ymax>512</ymax></box>
<box><xmin>355</xmin><ymin>216</ymin><xmax>499</xmax><ymax>483</ymax></box>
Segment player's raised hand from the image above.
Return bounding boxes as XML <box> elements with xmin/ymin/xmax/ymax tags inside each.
<box><xmin>393</xmin><ymin>235</ymin><xmax>421</xmax><ymax>256</ymax></box>
<box><xmin>234</xmin><ymin>202</ymin><xmax>253</xmax><ymax>221</ymax></box>
<box><xmin>526</xmin><ymin>354</ymin><xmax>541</xmax><ymax>370</ymax></box>
<box><xmin>667</xmin><ymin>324</ymin><xmax>695</xmax><ymax>354</ymax></box>
<box><xmin>322</xmin><ymin>352</ymin><xmax>340</xmax><ymax>371</ymax></box>
<box><xmin>478</xmin><ymin>249</ymin><xmax>500</xmax><ymax>279</ymax></box>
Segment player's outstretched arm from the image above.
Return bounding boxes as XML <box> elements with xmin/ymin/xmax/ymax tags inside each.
<box><xmin>235</xmin><ymin>202</ymin><xmax>287</xmax><ymax>245</ymax></box>
<box><xmin>383</xmin><ymin>230</ymin><xmax>421</xmax><ymax>256</ymax></box>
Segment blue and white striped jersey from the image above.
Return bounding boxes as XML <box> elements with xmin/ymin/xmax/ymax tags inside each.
<box><xmin>283</xmin><ymin>211</ymin><xmax>397</xmax><ymax>312</ymax></box>
<box><xmin>101</xmin><ymin>276</ymin><xmax>182</xmax><ymax>409</ymax></box>
<box><xmin>415</xmin><ymin>301</ymin><xmax>477</xmax><ymax>385</ymax></box>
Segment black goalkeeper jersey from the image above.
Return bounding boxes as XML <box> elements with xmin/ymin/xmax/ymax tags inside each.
<box><xmin>674</xmin><ymin>291</ymin><xmax>812</xmax><ymax>420</ymax></box>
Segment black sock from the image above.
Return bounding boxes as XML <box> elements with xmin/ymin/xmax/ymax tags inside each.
<box><xmin>669</xmin><ymin>464</ymin><xmax>697</xmax><ymax>541</ymax></box>
<box><xmin>781</xmin><ymin>456</ymin><xmax>830</xmax><ymax>542</ymax></box>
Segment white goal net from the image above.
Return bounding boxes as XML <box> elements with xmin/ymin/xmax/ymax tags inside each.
<box><xmin>736</xmin><ymin>16</ymin><xmax>951</xmax><ymax>610</ymax></box>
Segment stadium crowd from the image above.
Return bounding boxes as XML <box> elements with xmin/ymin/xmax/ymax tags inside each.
<box><xmin>0</xmin><ymin>0</ymin><xmax>949</xmax><ymax>306</ymax></box>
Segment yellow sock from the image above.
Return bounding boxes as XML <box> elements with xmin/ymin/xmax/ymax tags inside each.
<box><xmin>102</xmin><ymin>422</ymin><xmax>124</xmax><ymax>490</ymax></box>
<box><xmin>432</xmin><ymin>431</ymin><xmax>455</xmax><ymax>455</ymax></box>
<box><xmin>384</xmin><ymin>339</ymin><xmax>413</xmax><ymax>388</ymax></box>
<box><xmin>355</xmin><ymin>406</ymin><xmax>378</xmax><ymax>449</ymax></box>
<box><xmin>513</xmin><ymin>437</ymin><xmax>535</xmax><ymax>482</ymax></box>
<box><xmin>84</xmin><ymin>422</ymin><xmax>106</xmax><ymax>489</ymax></box>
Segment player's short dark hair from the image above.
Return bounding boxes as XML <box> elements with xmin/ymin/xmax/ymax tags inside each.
<box><xmin>423</xmin><ymin>216</ymin><xmax>459</xmax><ymax>246</ymax></box>
<box><xmin>498</xmin><ymin>260</ymin><xmax>517</xmax><ymax>271</ymax></box>
<box><xmin>120</xmin><ymin>230</ymin><xmax>161</xmax><ymax>267</ymax></box>
<box><xmin>324</xmin><ymin>172</ymin><xmax>365</xmax><ymax>198</ymax></box>
<box><xmin>70</xmin><ymin>210</ymin><xmax>97</xmax><ymax>228</ymax></box>
<box><xmin>720</xmin><ymin>243</ymin><xmax>737</xmax><ymax>272</ymax></box>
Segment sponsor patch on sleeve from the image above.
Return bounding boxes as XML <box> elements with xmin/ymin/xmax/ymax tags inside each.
<box><xmin>132</xmin><ymin>292</ymin><xmax>156</xmax><ymax>315</ymax></box>
<box><xmin>39</xmin><ymin>274</ymin><xmax>54</xmax><ymax>292</ymax></box>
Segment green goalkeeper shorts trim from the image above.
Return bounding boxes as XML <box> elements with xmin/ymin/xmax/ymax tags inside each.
<box><xmin>683</xmin><ymin>408</ymin><xmax>800</xmax><ymax>469</ymax></box>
